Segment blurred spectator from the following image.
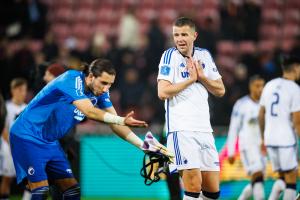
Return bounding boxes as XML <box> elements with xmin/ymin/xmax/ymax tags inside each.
<box><xmin>241</xmin><ymin>0</ymin><xmax>261</xmax><ymax>41</ymax></box>
<box><xmin>196</xmin><ymin>16</ymin><xmax>219</xmax><ymax>55</ymax></box>
<box><xmin>119</xmin><ymin>67</ymin><xmax>144</xmax><ymax>111</ymax></box>
<box><xmin>10</xmin><ymin>39</ymin><xmax>35</xmax><ymax>82</ymax></box>
<box><xmin>118</xmin><ymin>7</ymin><xmax>140</xmax><ymax>50</ymax></box>
<box><xmin>43</xmin><ymin>63</ymin><xmax>66</xmax><ymax>83</ymax></box>
<box><xmin>220</xmin><ymin>0</ymin><xmax>244</xmax><ymax>41</ymax></box>
<box><xmin>145</xmin><ymin>19</ymin><xmax>166</xmax><ymax>73</ymax></box>
<box><xmin>42</xmin><ymin>32</ymin><xmax>58</xmax><ymax>61</ymax></box>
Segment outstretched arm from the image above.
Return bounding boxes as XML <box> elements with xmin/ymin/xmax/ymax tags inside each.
<box><xmin>105</xmin><ymin>106</ymin><xmax>144</xmax><ymax>149</ymax></box>
<box><xmin>73</xmin><ymin>99</ymin><xmax>147</xmax><ymax>127</ymax></box>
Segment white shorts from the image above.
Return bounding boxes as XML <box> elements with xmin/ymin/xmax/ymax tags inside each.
<box><xmin>240</xmin><ymin>146</ymin><xmax>266</xmax><ymax>175</ymax></box>
<box><xmin>0</xmin><ymin>138</ymin><xmax>16</xmax><ymax>177</ymax></box>
<box><xmin>167</xmin><ymin>131</ymin><xmax>220</xmax><ymax>173</ymax></box>
<box><xmin>267</xmin><ymin>145</ymin><xmax>298</xmax><ymax>172</ymax></box>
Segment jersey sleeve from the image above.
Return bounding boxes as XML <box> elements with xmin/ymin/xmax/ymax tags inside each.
<box><xmin>56</xmin><ymin>71</ymin><xmax>88</xmax><ymax>103</ymax></box>
<box><xmin>202</xmin><ymin>50</ymin><xmax>221</xmax><ymax>80</ymax></box>
<box><xmin>291</xmin><ymin>85</ymin><xmax>300</xmax><ymax>112</ymax></box>
<box><xmin>157</xmin><ymin>49</ymin><xmax>175</xmax><ymax>83</ymax></box>
<box><xmin>97</xmin><ymin>92</ymin><xmax>113</xmax><ymax>109</ymax></box>
<box><xmin>227</xmin><ymin>100</ymin><xmax>242</xmax><ymax>157</ymax></box>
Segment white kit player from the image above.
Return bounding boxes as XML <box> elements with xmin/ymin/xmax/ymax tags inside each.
<box><xmin>259</xmin><ymin>55</ymin><xmax>300</xmax><ymax>200</ymax></box>
<box><xmin>0</xmin><ymin>78</ymin><xmax>30</xmax><ymax>200</ymax></box>
<box><xmin>227</xmin><ymin>75</ymin><xmax>265</xmax><ymax>200</ymax></box>
<box><xmin>157</xmin><ymin>17</ymin><xmax>225</xmax><ymax>200</ymax></box>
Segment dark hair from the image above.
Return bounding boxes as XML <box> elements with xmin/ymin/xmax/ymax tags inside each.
<box><xmin>81</xmin><ymin>59</ymin><xmax>116</xmax><ymax>77</ymax></box>
<box><xmin>174</xmin><ymin>17</ymin><xmax>196</xmax><ymax>31</ymax></box>
<box><xmin>249</xmin><ymin>74</ymin><xmax>264</xmax><ymax>85</ymax></box>
<box><xmin>281</xmin><ymin>54</ymin><xmax>300</xmax><ymax>71</ymax></box>
<box><xmin>10</xmin><ymin>78</ymin><xmax>27</xmax><ymax>90</ymax></box>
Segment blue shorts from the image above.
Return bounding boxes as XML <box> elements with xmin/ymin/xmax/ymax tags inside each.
<box><xmin>10</xmin><ymin>134</ymin><xmax>74</xmax><ymax>184</ymax></box>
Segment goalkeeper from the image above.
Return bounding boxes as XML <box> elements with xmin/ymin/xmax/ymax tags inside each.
<box><xmin>9</xmin><ymin>58</ymin><xmax>172</xmax><ymax>200</ymax></box>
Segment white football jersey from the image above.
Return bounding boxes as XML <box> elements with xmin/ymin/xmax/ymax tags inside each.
<box><xmin>259</xmin><ymin>78</ymin><xmax>300</xmax><ymax>146</ymax></box>
<box><xmin>5</xmin><ymin>100</ymin><xmax>27</xmax><ymax>130</ymax></box>
<box><xmin>157</xmin><ymin>47</ymin><xmax>221</xmax><ymax>133</ymax></box>
<box><xmin>227</xmin><ymin>96</ymin><xmax>262</xmax><ymax>157</ymax></box>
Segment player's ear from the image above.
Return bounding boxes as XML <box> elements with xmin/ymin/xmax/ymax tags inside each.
<box><xmin>194</xmin><ymin>32</ymin><xmax>198</xmax><ymax>40</ymax></box>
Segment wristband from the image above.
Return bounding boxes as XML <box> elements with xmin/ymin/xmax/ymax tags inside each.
<box><xmin>103</xmin><ymin>112</ymin><xmax>125</xmax><ymax>125</ymax></box>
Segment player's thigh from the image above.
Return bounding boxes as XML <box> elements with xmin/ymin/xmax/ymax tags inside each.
<box><xmin>10</xmin><ymin>135</ymin><xmax>50</xmax><ymax>184</ymax></box>
<box><xmin>240</xmin><ymin>147</ymin><xmax>265</xmax><ymax>175</ymax></box>
<box><xmin>54</xmin><ymin>177</ymin><xmax>78</xmax><ymax>192</ymax></box>
<box><xmin>201</xmin><ymin>171</ymin><xmax>220</xmax><ymax>192</ymax></box>
<box><xmin>180</xmin><ymin>168</ymin><xmax>202</xmax><ymax>192</ymax></box>
<box><xmin>46</xmin><ymin>144</ymin><xmax>76</xmax><ymax>190</ymax></box>
<box><xmin>278</xmin><ymin>146</ymin><xmax>298</xmax><ymax>171</ymax></box>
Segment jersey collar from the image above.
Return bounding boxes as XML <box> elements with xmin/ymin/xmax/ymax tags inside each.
<box><xmin>176</xmin><ymin>46</ymin><xmax>195</xmax><ymax>58</ymax></box>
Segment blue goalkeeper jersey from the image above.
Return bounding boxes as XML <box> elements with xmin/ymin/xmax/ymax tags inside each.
<box><xmin>10</xmin><ymin>70</ymin><xmax>112</xmax><ymax>144</ymax></box>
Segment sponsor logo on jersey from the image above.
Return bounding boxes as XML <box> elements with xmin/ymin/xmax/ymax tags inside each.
<box><xmin>179</xmin><ymin>63</ymin><xmax>185</xmax><ymax>68</ymax></box>
<box><xmin>66</xmin><ymin>168</ymin><xmax>72</xmax><ymax>174</ymax></box>
<box><xmin>160</xmin><ymin>65</ymin><xmax>171</xmax><ymax>76</ymax></box>
<box><xmin>74</xmin><ymin>108</ymin><xmax>85</xmax><ymax>121</ymax></box>
<box><xmin>28</xmin><ymin>166</ymin><xmax>35</xmax><ymax>175</ymax></box>
<box><xmin>181</xmin><ymin>71</ymin><xmax>190</xmax><ymax>78</ymax></box>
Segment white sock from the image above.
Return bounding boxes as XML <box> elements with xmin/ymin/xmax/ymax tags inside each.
<box><xmin>238</xmin><ymin>183</ymin><xmax>252</xmax><ymax>200</ymax></box>
<box><xmin>283</xmin><ymin>188</ymin><xmax>296</xmax><ymax>200</ymax></box>
<box><xmin>22</xmin><ymin>190</ymin><xmax>32</xmax><ymax>200</ymax></box>
<box><xmin>268</xmin><ymin>179</ymin><xmax>286</xmax><ymax>200</ymax></box>
<box><xmin>253</xmin><ymin>182</ymin><xmax>265</xmax><ymax>200</ymax></box>
<box><xmin>183</xmin><ymin>194</ymin><xmax>201</xmax><ymax>200</ymax></box>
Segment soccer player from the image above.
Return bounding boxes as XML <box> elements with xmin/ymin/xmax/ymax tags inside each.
<box><xmin>157</xmin><ymin>17</ymin><xmax>225</xmax><ymax>200</ymax></box>
<box><xmin>259</xmin><ymin>55</ymin><xmax>300</xmax><ymax>200</ymax></box>
<box><xmin>9</xmin><ymin>59</ymin><xmax>150</xmax><ymax>199</ymax></box>
<box><xmin>227</xmin><ymin>75</ymin><xmax>265</xmax><ymax>200</ymax></box>
<box><xmin>0</xmin><ymin>78</ymin><xmax>31</xmax><ymax>200</ymax></box>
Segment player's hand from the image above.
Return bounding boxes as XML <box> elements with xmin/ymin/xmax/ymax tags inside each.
<box><xmin>194</xmin><ymin>60</ymin><xmax>205</xmax><ymax>81</ymax></box>
<box><xmin>186</xmin><ymin>58</ymin><xmax>198</xmax><ymax>83</ymax></box>
<box><xmin>228</xmin><ymin>156</ymin><xmax>235</xmax><ymax>165</ymax></box>
<box><xmin>124</xmin><ymin>111</ymin><xmax>148</xmax><ymax>127</ymax></box>
<box><xmin>141</xmin><ymin>131</ymin><xmax>174</xmax><ymax>163</ymax></box>
<box><xmin>260</xmin><ymin>141</ymin><xmax>267</xmax><ymax>156</ymax></box>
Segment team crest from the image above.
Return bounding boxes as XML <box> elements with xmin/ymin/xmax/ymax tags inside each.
<box><xmin>28</xmin><ymin>166</ymin><xmax>35</xmax><ymax>175</ymax></box>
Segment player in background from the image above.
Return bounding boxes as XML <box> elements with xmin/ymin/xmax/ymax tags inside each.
<box><xmin>227</xmin><ymin>75</ymin><xmax>265</xmax><ymax>200</ymax></box>
<box><xmin>0</xmin><ymin>78</ymin><xmax>31</xmax><ymax>200</ymax></box>
<box><xmin>259</xmin><ymin>55</ymin><xmax>300</xmax><ymax>200</ymax></box>
<box><xmin>157</xmin><ymin>17</ymin><xmax>225</xmax><ymax>200</ymax></box>
<box><xmin>9</xmin><ymin>59</ymin><xmax>170</xmax><ymax>199</ymax></box>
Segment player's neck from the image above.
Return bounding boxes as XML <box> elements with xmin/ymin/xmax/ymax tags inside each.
<box><xmin>11</xmin><ymin>98</ymin><xmax>23</xmax><ymax>105</ymax></box>
<box><xmin>249</xmin><ymin>94</ymin><xmax>259</xmax><ymax>102</ymax></box>
<box><xmin>282</xmin><ymin>72</ymin><xmax>296</xmax><ymax>81</ymax></box>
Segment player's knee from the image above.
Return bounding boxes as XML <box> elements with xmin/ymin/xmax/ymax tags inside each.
<box><xmin>31</xmin><ymin>186</ymin><xmax>49</xmax><ymax>200</ymax></box>
<box><xmin>202</xmin><ymin>190</ymin><xmax>220</xmax><ymax>200</ymax></box>
<box><xmin>62</xmin><ymin>184</ymin><xmax>80</xmax><ymax>200</ymax></box>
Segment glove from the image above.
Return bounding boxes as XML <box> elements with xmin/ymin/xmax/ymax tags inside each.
<box><xmin>141</xmin><ymin>131</ymin><xmax>174</xmax><ymax>163</ymax></box>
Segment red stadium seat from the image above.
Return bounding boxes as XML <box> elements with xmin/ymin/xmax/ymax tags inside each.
<box><xmin>217</xmin><ymin>41</ymin><xmax>237</xmax><ymax>57</ymax></box>
<box><xmin>238</xmin><ymin>41</ymin><xmax>257</xmax><ymax>55</ymax></box>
